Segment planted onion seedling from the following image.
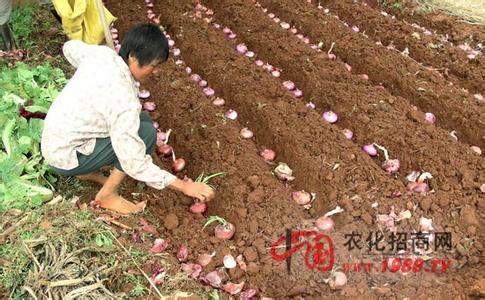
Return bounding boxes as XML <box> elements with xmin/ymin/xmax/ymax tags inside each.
<box><xmin>315</xmin><ymin>216</ymin><xmax>334</xmax><ymax>231</ymax></box>
<box><xmin>212</xmin><ymin>97</ymin><xmax>225</xmax><ymax>106</ymax></box>
<box><xmin>203</xmin><ymin>216</ymin><xmax>235</xmax><ymax>240</ymax></box>
<box><xmin>406</xmin><ymin>171</ymin><xmax>432</xmax><ymax>193</ymax></box>
<box><xmin>260</xmin><ymin>148</ymin><xmax>276</xmax><ymax>161</ymax></box>
<box><xmin>156</xmin><ymin>129</ymin><xmax>172</xmax><ymax>157</ymax></box>
<box><xmin>143</xmin><ymin>102</ymin><xmax>156</xmax><ymax>112</ymax></box>
<box><xmin>189</xmin><ymin>172</ymin><xmax>225</xmax><ymax>213</ymax></box>
<box><xmin>157</xmin><ymin>129</ymin><xmax>186</xmax><ymax>173</ymax></box>
<box><xmin>223</xmin><ymin>254</ymin><xmax>237</xmax><ymax>269</ymax></box>
<box><xmin>362</xmin><ymin>144</ymin><xmax>377</xmax><ymax>156</ymax></box>
<box><xmin>240</xmin><ymin>127</ymin><xmax>254</xmax><ymax>139</ymax></box>
<box><xmin>273</xmin><ymin>162</ymin><xmax>295</xmax><ymax>181</ymax></box>
<box><xmin>322</xmin><ymin>111</ymin><xmax>338</xmax><ymax>123</ymax></box>
<box><xmin>172</xmin><ymin>158</ymin><xmax>186</xmax><ymax>173</ymax></box>
<box><xmin>424</xmin><ymin>112</ymin><xmax>436</xmax><ymax>124</ymax></box>
<box><xmin>198</xmin><ymin>252</ymin><xmax>215</xmax><ymax>266</ymax></box>
<box><xmin>224</xmin><ymin>282</ymin><xmax>245</xmax><ymax>295</ymax></box>
<box><xmin>342</xmin><ymin>129</ymin><xmax>353</xmax><ymax>140</ymax></box>
<box><xmin>177</xmin><ymin>244</ymin><xmax>188</xmax><ymax>262</ymax></box>
<box><xmin>328</xmin><ymin>271</ymin><xmax>347</xmax><ymax>289</ymax></box>
<box><xmin>138</xmin><ymin>89</ymin><xmax>151</xmax><ymax>99</ymax></box>
<box><xmin>374</xmin><ymin>143</ymin><xmax>400</xmax><ymax>174</ymax></box>
<box><xmin>194</xmin><ymin>171</ymin><xmax>226</xmax><ymax>189</ymax></box>
<box><xmin>292</xmin><ymin>190</ymin><xmax>316</xmax><ymax>209</ymax></box>
<box><xmin>190</xmin><ymin>202</ymin><xmax>207</xmax><ymax>213</ymax></box>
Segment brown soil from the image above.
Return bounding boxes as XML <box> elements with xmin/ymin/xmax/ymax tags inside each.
<box><xmin>316</xmin><ymin>0</ymin><xmax>485</xmax><ymax>94</ymax></box>
<box><xmin>365</xmin><ymin>0</ymin><xmax>485</xmax><ymax>44</ymax></box>
<box><xmin>105</xmin><ymin>0</ymin><xmax>483</xmax><ymax>298</ymax></box>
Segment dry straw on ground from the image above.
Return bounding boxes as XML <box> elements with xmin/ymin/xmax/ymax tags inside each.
<box><xmin>415</xmin><ymin>0</ymin><xmax>485</xmax><ymax>25</ymax></box>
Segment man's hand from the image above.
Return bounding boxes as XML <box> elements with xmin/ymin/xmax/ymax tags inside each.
<box><xmin>168</xmin><ymin>178</ymin><xmax>215</xmax><ymax>202</ymax></box>
<box><xmin>182</xmin><ymin>182</ymin><xmax>215</xmax><ymax>202</ymax></box>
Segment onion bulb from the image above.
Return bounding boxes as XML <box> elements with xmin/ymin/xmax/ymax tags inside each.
<box><xmin>225</xmin><ymin>109</ymin><xmax>238</xmax><ymax>120</ymax></box>
<box><xmin>156</xmin><ymin>142</ymin><xmax>172</xmax><ymax>157</ymax></box>
<box><xmin>406</xmin><ymin>181</ymin><xmax>429</xmax><ymax>193</ymax></box>
<box><xmin>260</xmin><ymin>148</ymin><xmax>276</xmax><ymax>161</ymax></box>
<box><xmin>322</xmin><ymin>111</ymin><xmax>338</xmax><ymax>123</ymax></box>
<box><xmin>470</xmin><ymin>146</ymin><xmax>482</xmax><ymax>155</ymax></box>
<box><xmin>240</xmin><ymin>127</ymin><xmax>254</xmax><ymax>139</ymax></box>
<box><xmin>172</xmin><ymin>158</ymin><xmax>186</xmax><ymax>173</ymax></box>
<box><xmin>306</xmin><ymin>102</ymin><xmax>316</xmax><ymax>109</ymax></box>
<box><xmin>197</xmin><ymin>253</ymin><xmax>215</xmax><ymax>266</ymax></box>
<box><xmin>215</xmin><ymin>223</ymin><xmax>235</xmax><ymax>240</ymax></box>
<box><xmin>177</xmin><ymin>244</ymin><xmax>188</xmax><ymax>262</ymax></box>
<box><xmin>203</xmin><ymin>87</ymin><xmax>215</xmax><ymax>97</ymax></box>
<box><xmin>236</xmin><ymin>43</ymin><xmax>248</xmax><ymax>54</ymax></box>
<box><xmin>138</xmin><ymin>90</ymin><xmax>151</xmax><ymax>99</ymax></box>
<box><xmin>143</xmin><ymin>102</ymin><xmax>156</xmax><ymax>112</ymax></box>
<box><xmin>172</xmin><ymin>48</ymin><xmax>181</xmax><ymax>56</ymax></box>
<box><xmin>212</xmin><ymin>97</ymin><xmax>225</xmax><ymax>106</ymax></box>
<box><xmin>190</xmin><ymin>74</ymin><xmax>201</xmax><ymax>83</ymax></box>
<box><xmin>190</xmin><ymin>202</ymin><xmax>207</xmax><ymax>213</ymax></box>
<box><xmin>198</xmin><ymin>80</ymin><xmax>208</xmax><ymax>88</ymax></box>
<box><xmin>315</xmin><ymin>216</ymin><xmax>334</xmax><ymax>231</ymax></box>
<box><xmin>362</xmin><ymin>144</ymin><xmax>377</xmax><ymax>156</ymax></box>
<box><xmin>223</xmin><ymin>254</ymin><xmax>237</xmax><ymax>269</ymax></box>
<box><xmin>292</xmin><ymin>190</ymin><xmax>312</xmax><ymax>205</ymax></box>
<box><xmin>424</xmin><ymin>112</ymin><xmax>436</xmax><ymax>124</ymax></box>
<box><xmin>274</xmin><ymin>163</ymin><xmax>295</xmax><ymax>181</ymax></box>
<box><xmin>344</xmin><ymin>63</ymin><xmax>352</xmax><ymax>72</ymax></box>
<box><xmin>157</xmin><ymin>131</ymin><xmax>167</xmax><ymax>142</ymax></box>
<box><xmin>245</xmin><ymin>51</ymin><xmax>255</xmax><ymax>58</ymax></box>
<box><xmin>328</xmin><ymin>271</ymin><xmax>347</xmax><ymax>289</ymax></box>
<box><xmin>342</xmin><ymin>129</ymin><xmax>353</xmax><ymax>140</ymax></box>
<box><xmin>382</xmin><ymin>159</ymin><xmax>400</xmax><ymax>174</ymax></box>
<box><xmin>293</xmin><ymin>89</ymin><xmax>303</xmax><ymax>98</ymax></box>
<box><xmin>271</xmin><ymin>70</ymin><xmax>281</xmax><ymax>77</ymax></box>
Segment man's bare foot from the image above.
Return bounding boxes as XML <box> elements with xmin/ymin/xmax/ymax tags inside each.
<box><xmin>77</xmin><ymin>171</ymin><xmax>108</xmax><ymax>185</ymax></box>
<box><xmin>95</xmin><ymin>191</ymin><xmax>146</xmax><ymax>215</ymax></box>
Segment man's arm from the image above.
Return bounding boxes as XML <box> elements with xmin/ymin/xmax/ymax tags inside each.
<box><xmin>108</xmin><ymin>107</ymin><xmax>178</xmax><ymax>189</ymax></box>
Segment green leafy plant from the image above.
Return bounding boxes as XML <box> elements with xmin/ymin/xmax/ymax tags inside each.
<box><xmin>194</xmin><ymin>172</ymin><xmax>226</xmax><ymax>189</ymax></box>
<box><xmin>0</xmin><ymin>63</ymin><xmax>67</xmax><ymax>212</ymax></box>
<box><xmin>130</xmin><ymin>283</ymin><xmax>146</xmax><ymax>297</ymax></box>
<box><xmin>202</xmin><ymin>215</ymin><xmax>229</xmax><ymax>230</ymax></box>
<box><xmin>94</xmin><ymin>232</ymin><xmax>114</xmax><ymax>248</ymax></box>
<box><xmin>8</xmin><ymin>3</ymin><xmax>59</xmax><ymax>51</ymax></box>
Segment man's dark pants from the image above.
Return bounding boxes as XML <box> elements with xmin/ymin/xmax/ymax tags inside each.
<box><xmin>51</xmin><ymin>112</ymin><xmax>156</xmax><ymax>176</ymax></box>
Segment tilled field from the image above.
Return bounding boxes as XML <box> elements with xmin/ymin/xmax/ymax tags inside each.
<box><xmin>106</xmin><ymin>0</ymin><xmax>483</xmax><ymax>298</ymax></box>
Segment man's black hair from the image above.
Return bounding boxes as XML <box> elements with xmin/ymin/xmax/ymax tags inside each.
<box><xmin>119</xmin><ymin>23</ymin><xmax>169</xmax><ymax>66</ymax></box>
